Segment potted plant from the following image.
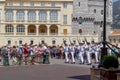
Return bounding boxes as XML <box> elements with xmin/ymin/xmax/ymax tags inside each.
<box><xmin>100</xmin><ymin>55</ymin><xmax>120</xmax><ymax>80</ymax></box>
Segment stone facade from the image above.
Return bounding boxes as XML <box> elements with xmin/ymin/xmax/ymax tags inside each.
<box><xmin>72</xmin><ymin>0</ymin><xmax>112</xmax><ymax>42</ymax></box>
<box><xmin>0</xmin><ymin>0</ymin><xmax>112</xmax><ymax>46</ymax></box>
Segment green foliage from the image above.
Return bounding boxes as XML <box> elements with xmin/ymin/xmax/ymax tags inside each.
<box><xmin>102</xmin><ymin>55</ymin><xmax>119</xmax><ymax>69</ymax></box>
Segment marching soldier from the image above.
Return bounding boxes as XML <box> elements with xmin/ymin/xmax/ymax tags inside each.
<box><xmin>85</xmin><ymin>42</ymin><xmax>92</xmax><ymax>65</ymax></box>
<box><xmin>63</xmin><ymin>44</ymin><xmax>69</xmax><ymax>63</ymax></box>
<box><xmin>93</xmin><ymin>43</ymin><xmax>99</xmax><ymax>63</ymax></box>
<box><xmin>78</xmin><ymin>43</ymin><xmax>85</xmax><ymax>64</ymax></box>
<box><xmin>69</xmin><ymin>43</ymin><xmax>75</xmax><ymax>64</ymax></box>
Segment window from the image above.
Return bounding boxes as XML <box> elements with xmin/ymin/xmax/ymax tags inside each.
<box><xmin>41</xmin><ymin>40</ymin><xmax>45</xmax><ymax>44</ymax></box>
<box><xmin>41</xmin><ymin>2</ymin><xmax>45</xmax><ymax>6</ymax></box>
<box><xmin>50</xmin><ymin>11</ymin><xmax>58</xmax><ymax>21</ymax></box>
<box><xmin>63</xmin><ymin>3</ymin><xmax>67</xmax><ymax>8</ymax></box>
<box><xmin>8</xmin><ymin>2</ymin><xmax>13</xmax><ymax>6</ymax></box>
<box><xmin>63</xmin><ymin>15</ymin><xmax>67</xmax><ymax>24</ymax></box>
<box><xmin>8</xmin><ymin>40</ymin><xmax>11</xmax><ymax>45</ymax></box>
<box><xmin>5</xmin><ymin>24</ymin><xmax>14</xmax><ymax>32</ymax></box>
<box><xmin>16</xmin><ymin>11</ymin><xmax>25</xmax><ymax>21</ymax></box>
<box><xmin>114</xmin><ymin>39</ymin><xmax>116</xmax><ymax>43</ymax></box>
<box><xmin>30</xmin><ymin>2</ymin><xmax>34</xmax><ymax>6</ymax></box>
<box><xmin>94</xmin><ymin>9</ymin><xmax>96</xmax><ymax>13</ymax></box>
<box><xmin>52</xmin><ymin>40</ymin><xmax>56</xmax><ymax>45</ymax></box>
<box><xmin>101</xmin><ymin>10</ymin><xmax>104</xmax><ymax>15</ymax></box>
<box><xmin>51</xmin><ymin>2</ymin><xmax>55</xmax><ymax>7</ymax></box>
<box><xmin>63</xmin><ymin>40</ymin><xmax>66</xmax><ymax>44</ymax></box>
<box><xmin>78</xmin><ymin>2</ymin><xmax>80</xmax><ymax>7</ymax></box>
<box><xmin>5</xmin><ymin>10</ymin><xmax>13</xmax><ymax>21</ymax></box>
<box><xmin>28</xmin><ymin>11</ymin><xmax>36</xmax><ymax>21</ymax></box>
<box><xmin>20</xmin><ymin>2</ymin><xmax>24</xmax><ymax>6</ymax></box>
<box><xmin>19</xmin><ymin>40</ymin><xmax>22</xmax><ymax>45</ymax></box>
<box><xmin>79</xmin><ymin>29</ymin><xmax>82</xmax><ymax>34</ymax></box>
<box><xmin>30</xmin><ymin>40</ymin><xmax>34</xmax><ymax>45</ymax></box>
<box><xmin>63</xmin><ymin>29</ymin><xmax>67</xmax><ymax>35</ymax></box>
<box><xmin>39</xmin><ymin>11</ymin><xmax>47</xmax><ymax>21</ymax></box>
<box><xmin>73</xmin><ymin>40</ymin><xmax>76</xmax><ymax>44</ymax></box>
<box><xmin>17</xmin><ymin>24</ymin><xmax>25</xmax><ymax>32</ymax></box>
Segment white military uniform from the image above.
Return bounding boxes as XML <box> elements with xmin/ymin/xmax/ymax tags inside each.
<box><xmin>93</xmin><ymin>44</ymin><xmax>99</xmax><ymax>63</ymax></box>
<box><xmin>85</xmin><ymin>44</ymin><xmax>91</xmax><ymax>65</ymax></box>
<box><xmin>78</xmin><ymin>44</ymin><xmax>84</xmax><ymax>64</ymax></box>
<box><xmin>69</xmin><ymin>45</ymin><xmax>75</xmax><ymax>63</ymax></box>
<box><xmin>63</xmin><ymin>44</ymin><xmax>69</xmax><ymax>63</ymax></box>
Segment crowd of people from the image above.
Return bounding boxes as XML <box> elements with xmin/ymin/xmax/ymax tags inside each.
<box><xmin>0</xmin><ymin>42</ymin><xmax>119</xmax><ymax>66</ymax></box>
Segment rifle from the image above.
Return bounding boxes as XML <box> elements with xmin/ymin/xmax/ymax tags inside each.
<box><xmin>84</xmin><ymin>37</ymin><xmax>88</xmax><ymax>44</ymax></box>
<box><xmin>77</xmin><ymin>36</ymin><xmax>80</xmax><ymax>44</ymax></box>
<box><xmin>69</xmin><ymin>37</ymin><xmax>72</xmax><ymax>45</ymax></box>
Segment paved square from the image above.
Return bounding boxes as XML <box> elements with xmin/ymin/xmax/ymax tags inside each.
<box><xmin>0</xmin><ymin>59</ymin><xmax>90</xmax><ymax>80</ymax></box>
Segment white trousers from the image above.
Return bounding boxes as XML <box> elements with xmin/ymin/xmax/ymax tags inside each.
<box><xmin>71</xmin><ymin>52</ymin><xmax>75</xmax><ymax>63</ymax></box>
<box><xmin>86</xmin><ymin>51</ymin><xmax>91</xmax><ymax>64</ymax></box>
<box><xmin>78</xmin><ymin>52</ymin><xmax>84</xmax><ymax>63</ymax></box>
<box><xmin>65</xmin><ymin>52</ymin><xmax>69</xmax><ymax>62</ymax></box>
<box><xmin>95</xmin><ymin>51</ymin><xmax>99</xmax><ymax>63</ymax></box>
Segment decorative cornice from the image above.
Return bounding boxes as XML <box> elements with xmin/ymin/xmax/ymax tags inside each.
<box><xmin>5</xmin><ymin>6</ymin><xmax>61</xmax><ymax>10</ymax></box>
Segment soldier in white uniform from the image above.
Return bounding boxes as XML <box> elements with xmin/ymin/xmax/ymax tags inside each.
<box><xmin>93</xmin><ymin>43</ymin><xmax>99</xmax><ymax>63</ymax></box>
<box><xmin>69</xmin><ymin>43</ymin><xmax>75</xmax><ymax>64</ymax></box>
<box><xmin>63</xmin><ymin>44</ymin><xmax>69</xmax><ymax>63</ymax></box>
<box><xmin>85</xmin><ymin>42</ymin><xmax>92</xmax><ymax>65</ymax></box>
<box><xmin>78</xmin><ymin>43</ymin><xmax>85</xmax><ymax>64</ymax></box>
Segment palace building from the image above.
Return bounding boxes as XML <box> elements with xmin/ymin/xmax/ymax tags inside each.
<box><xmin>0</xmin><ymin>0</ymin><xmax>112</xmax><ymax>46</ymax></box>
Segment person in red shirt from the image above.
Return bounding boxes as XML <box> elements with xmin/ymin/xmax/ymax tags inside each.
<box><xmin>23</xmin><ymin>43</ymin><xmax>29</xmax><ymax>65</ymax></box>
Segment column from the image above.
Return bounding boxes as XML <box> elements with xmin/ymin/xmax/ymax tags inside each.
<box><xmin>47</xmin><ymin>11</ymin><xmax>50</xmax><ymax>22</ymax></box>
<box><xmin>58</xmin><ymin>26</ymin><xmax>60</xmax><ymax>35</ymax></box>
<box><xmin>36</xmin><ymin>25</ymin><xmax>39</xmax><ymax>36</ymax></box>
<box><xmin>47</xmin><ymin>25</ymin><xmax>49</xmax><ymax>35</ymax></box>
<box><xmin>14</xmin><ymin>25</ymin><xmax>16</xmax><ymax>36</ymax></box>
<box><xmin>13</xmin><ymin>10</ymin><xmax>17</xmax><ymax>22</ymax></box>
<box><xmin>36</xmin><ymin>10</ymin><xmax>39</xmax><ymax>21</ymax></box>
<box><xmin>58</xmin><ymin>11</ymin><xmax>60</xmax><ymax>22</ymax></box>
<box><xmin>25</xmin><ymin>25</ymin><xmax>28</xmax><ymax>36</ymax></box>
<box><xmin>2</xmin><ymin>10</ymin><xmax>5</xmax><ymax>22</ymax></box>
<box><xmin>25</xmin><ymin>10</ymin><xmax>28</xmax><ymax>22</ymax></box>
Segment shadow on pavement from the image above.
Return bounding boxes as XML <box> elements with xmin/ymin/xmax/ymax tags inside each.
<box><xmin>67</xmin><ymin>75</ymin><xmax>90</xmax><ymax>80</ymax></box>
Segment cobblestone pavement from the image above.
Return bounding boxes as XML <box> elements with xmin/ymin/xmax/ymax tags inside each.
<box><xmin>0</xmin><ymin>58</ymin><xmax>91</xmax><ymax>80</ymax></box>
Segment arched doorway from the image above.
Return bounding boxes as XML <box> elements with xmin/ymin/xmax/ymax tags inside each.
<box><xmin>50</xmin><ymin>24</ymin><xmax>58</xmax><ymax>35</ymax></box>
<box><xmin>39</xmin><ymin>24</ymin><xmax>47</xmax><ymax>35</ymax></box>
<box><xmin>28</xmin><ymin>24</ymin><xmax>36</xmax><ymax>35</ymax></box>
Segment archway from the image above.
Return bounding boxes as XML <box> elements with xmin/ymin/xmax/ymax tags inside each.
<box><xmin>39</xmin><ymin>24</ymin><xmax>47</xmax><ymax>35</ymax></box>
<box><xmin>28</xmin><ymin>24</ymin><xmax>36</xmax><ymax>35</ymax></box>
<box><xmin>50</xmin><ymin>24</ymin><xmax>58</xmax><ymax>35</ymax></box>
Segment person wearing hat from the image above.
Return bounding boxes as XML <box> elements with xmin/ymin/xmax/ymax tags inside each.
<box><xmin>78</xmin><ymin>43</ymin><xmax>85</xmax><ymax>64</ymax></box>
<box><xmin>63</xmin><ymin>44</ymin><xmax>70</xmax><ymax>63</ymax></box>
<box><xmin>69</xmin><ymin>43</ymin><xmax>75</xmax><ymax>64</ymax></box>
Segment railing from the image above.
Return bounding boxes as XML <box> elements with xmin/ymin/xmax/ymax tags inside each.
<box><xmin>28</xmin><ymin>33</ymin><xmax>36</xmax><ymax>35</ymax></box>
<box><xmin>50</xmin><ymin>33</ymin><xmax>58</xmax><ymax>35</ymax></box>
<box><xmin>5</xmin><ymin>32</ymin><xmax>14</xmax><ymax>35</ymax></box>
<box><xmin>39</xmin><ymin>33</ymin><xmax>47</xmax><ymax>35</ymax></box>
<box><xmin>16</xmin><ymin>32</ymin><xmax>25</xmax><ymax>35</ymax></box>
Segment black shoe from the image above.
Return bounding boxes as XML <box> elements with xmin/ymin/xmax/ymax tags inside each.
<box><xmin>72</xmin><ymin>62</ymin><xmax>75</xmax><ymax>64</ymax></box>
<box><xmin>87</xmin><ymin>63</ymin><xmax>91</xmax><ymax>65</ymax></box>
<box><xmin>65</xmin><ymin>61</ymin><xmax>69</xmax><ymax>63</ymax></box>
